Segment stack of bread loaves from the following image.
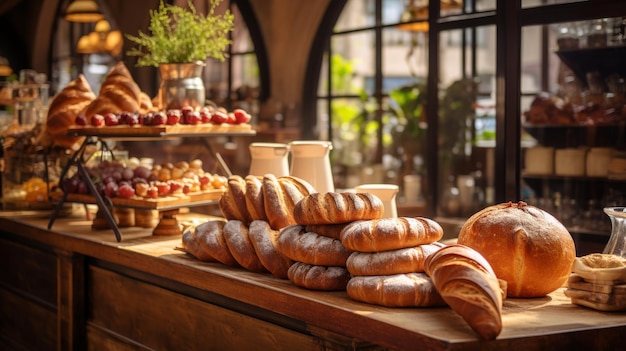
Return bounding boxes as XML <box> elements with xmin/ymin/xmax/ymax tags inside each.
<box><xmin>275</xmin><ymin>192</ymin><xmax>385</xmax><ymax>291</ymax></box>
<box><xmin>182</xmin><ymin>174</ymin><xmax>316</xmax><ymax>278</ymax></box>
<box><xmin>341</xmin><ymin>217</ymin><xmax>446</xmax><ymax>307</ymax></box>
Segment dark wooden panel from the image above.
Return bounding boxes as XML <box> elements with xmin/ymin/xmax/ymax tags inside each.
<box><xmin>0</xmin><ymin>236</ymin><xmax>57</xmax><ymax>306</ymax></box>
<box><xmin>87</xmin><ymin>266</ymin><xmax>320</xmax><ymax>351</ymax></box>
<box><xmin>0</xmin><ymin>288</ymin><xmax>57</xmax><ymax>350</ymax></box>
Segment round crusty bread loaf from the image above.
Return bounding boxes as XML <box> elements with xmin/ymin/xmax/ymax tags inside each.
<box><xmin>305</xmin><ymin>223</ymin><xmax>352</xmax><ymax>240</ymax></box>
<box><xmin>293</xmin><ymin>192</ymin><xmax>384</xmax><ymax>225</ymax></box>
<box><xmin>244</xmin><ymin>175</ymin><xmax>267</xmax><ymax>221</ymax></box>
<box><xmin>457</xmin><ymin>201</ymin><xmax>576</xmax><ymax>297</ymax></box>
<box><xmin>219</xmin><ymin>175</ymin><xmax>252</xmax><ymax>225</ymax></box>
<box><xmin>193</xmin><ymin>220</ymin><xmax>238</xmax><ymax>267</ymax></box>
<box><xmin>248</xmin><ymin>220</ymin><xmax>293</xmax><ymax>279</ymax></box>
<box><xmin>346</xmin><ymin>273</ymin><xmax>446</xmax><ymax>307</ymax></box>
<box><xmin>182</xmin><ymin>228</ymin><xmax>216</xmax><ymax>262</ymax></box>
<box><xmin>223</xmin><ymin>220</ymin><xmax>266</xmax><ymax>273</ymax></box>
<box><xmin>277</xmin><ymin>224</ymin><xmax>352</xmax><ymax>267</ymax></box>
<box><xmin>287</xmin><ymin>262</ymin><xmax>351</xmax><ymax>291</ymax></box>
<box><xmin>340</xmin><ymin>217</ymin><xmax>444</xmax><ymax>252</ymax></box>
<box><xmin>346</xmin><ymin>243</ymin><xmax>443</xmax><ymax>276</ymax></box>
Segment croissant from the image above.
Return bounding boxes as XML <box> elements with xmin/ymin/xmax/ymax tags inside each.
<box><xmin>81</xmin><ymin>61</ymin><xmax>142</xmax><ymax>118</ymax></box>
<box><xmin>424</xmin><ymin>244</ymin><xmax>505</xmax><ymax>340</ymax></box>
<box><xmin>45</xmin><ymin>74</ymin><xmax>95</xmax><ymax>150</ymax></box>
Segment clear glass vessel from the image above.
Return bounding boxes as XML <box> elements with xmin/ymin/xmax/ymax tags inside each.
<box><xmin>603</xmin><ymin>207</ymin><xmax>626</xmax><ymax>257</ymax></box>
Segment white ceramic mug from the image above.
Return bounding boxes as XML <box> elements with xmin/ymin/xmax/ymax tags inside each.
<box><xmin>355</xmin><ymin>183</ymin><xmax>399</xmax><ymax>218</ymax></box>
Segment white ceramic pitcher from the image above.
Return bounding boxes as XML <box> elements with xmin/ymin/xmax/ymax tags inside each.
<box><xmin>355</xmin><ymin>184</ymin><xmax>399</xmax><ymax>218</ymax></box>
<box><xmin>248</xmin><ymin>142</ymin><xmax>290</xmax><ymax>177</ymax></box>
<box><xmin>289</xmin><ymin>140</ymin><xmax>334</xmax><ymax>193</ymax></box>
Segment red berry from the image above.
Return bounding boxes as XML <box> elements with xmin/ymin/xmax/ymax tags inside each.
<box><xmin>117</xmin><ymin>183</ymin><xmax>135</xmax><ymax>198</ymax></box>
<box><xmin>125</xmin><ymin>113</ymin><xmax>140</xmax><ymax>126</ymax></box>
<box><xmin>226</xmin><ymin>113</ymin><xmax>237</xmax><ymax>124</ymax></box>
<box><xmin>104</xmin><ymin>113</ymin><xmax>119</xmax><ymax>126</ymax></box>
<box><xmin>200</xmin><ymin>109</ymin><xmax>211</xmax><ymax>123</ymax></box>
<box><xmin>91</xmin><ymin>114</ymin><xmax>105</xmax><ymax>127</ymax></box>
<box><xmin>210</xmin><ymin>111</ymin><xmax>228</xmax><ymax>125</ymax></box>
<box><xmin>166</xmin><ymin>110</ymin><xmax>181</xmax><ymax>125</ymax></box>
<box><xmin>75</xmin><ymin>114</ymin><xmax>88</xmax><ymax>126</ymax></box>
<box><xmin>185</xmin><ymin>111</ymin><xmax>201</xmax><ymax>125</ymax></box>
<box><xmin>152</xmin><ymin>111</ymin><xmax>167</xmax><ymax>125</ymax></box>
<box><xmin>147</xmin><ymin>186</ymin><xmax>158</xmax><ymax>199</ymax></box>
<box><xmin>233</xmin><ymin>109</ymin><xmax>251</xmax><ymax>124</ymax></box>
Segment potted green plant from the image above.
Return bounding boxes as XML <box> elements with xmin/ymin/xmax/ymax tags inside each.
<box><xmin>126</xmin><ymin>0</ymin><xmax>234</xmax><ymax>109</ymax></box>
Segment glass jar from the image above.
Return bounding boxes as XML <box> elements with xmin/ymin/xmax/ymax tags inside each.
<box><xmin>603</xmin><ymin>207</ymin><xmax>626</xmax><ymax>257</ymax></box>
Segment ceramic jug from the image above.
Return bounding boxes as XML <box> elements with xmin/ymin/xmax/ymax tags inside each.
<box><xmin>355</xmin><ymin>184</ymin><xmax>399</xmax><ymax>218</ymax></box>
<box><xmin>604</xmin><ymin>207</ymin><xmax>626</xmax><ymax>257</ymax></box>
<box><xmin>289</xmin><ymin>141</ymin><xmax>334</xmax><ymax>193</ymax></box>
<box><xmin>248</xmin><ymin>142</ymin><xmax>290</xmax><ymax>177</ymax></box>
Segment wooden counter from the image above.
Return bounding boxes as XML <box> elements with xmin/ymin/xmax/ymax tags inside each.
<box><xmin>1</xmin><ymin>210</ymin><xmax>626</xmax><ymax>350</ymax></box>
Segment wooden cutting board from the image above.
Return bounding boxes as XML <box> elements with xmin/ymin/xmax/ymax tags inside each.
<box><xmin>51</xmin><ymin>189</ymin><xmax>225</xmax><ymax>209</ymax></box>
<box><xmin>67</xmin><ymin>124</ymin><xmax>254</xmax><ymax>137</ymax></box>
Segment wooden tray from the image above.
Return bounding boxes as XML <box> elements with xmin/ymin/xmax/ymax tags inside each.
<box><xmin>51</xmin><ymin>188</ymin><xmax>225</xmax><ymax>210</ymax></box>
<box><xmin>66</xmin><ymin>124</ymin><xmax>255</xmax><ymax>138</ymax></box>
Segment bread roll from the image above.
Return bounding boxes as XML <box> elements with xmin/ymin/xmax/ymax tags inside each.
<box><xmin>457</xmin><ymin>201</ymin><xmax>576</xmax><ymax>297</ymax></box>
<box><xmin>424</xmin><ymin>244</ymin><xmax>504</xmax><ymax>340</ymax></box>
<box><xmin>223</xmin><ymin>220</ymin><xmax>266</xmax><ymax>272</ymax></box>
<box><xmin>244</xmin><ymin>175</ymin><xmax>267</xmax><ymax>221</ymax></box>
<box><xmin>193</xmin><ymin>220</ymin><xmax>237</xmax><ymax>267</ymax></box>
<box><xmin>346</xmin><ymin>243</ymin><xmax>443</xmax><ymax>276</ymax></box>
<box><xmin>248</xmin><ymin>220</ymin><xmax>293</xmax><ymax>279</ymax></box>
<box><xmin>346</xmin><ymin>273</ymin><xmax>445</xmax><ymax>307</ymax></box>
<box><xmin>277</xmin><ymin>224</ymin><xmax>352</xmax><ymax>267</ymax></box>
<box><xmin>45</xmin><ymin>74</ymin><xmax>95</xmax><ymax>150</ymax></box>
<box><xmin>293</xmin><ymin>192</ymin><xmax>384</xmax><ymax>225</ymax></box>
<box><xmin>219</xmin><ymin>175</ymin><xmax>252</xmax><ymax>225</ymax></box>
<box><xmin>261</xmin><ymin>174</ymin><xmax>298</xmax><ymax>230</ymax></box>
<box><xmin>277</xmin><ymin>175</ymin><xmax>316</xmax><ymax>198</ymax></box>
<box><xmin>287</xmin><ymin>262</ymin><xmax>351</xmax><ymax>291</ymax></box>
<box><xmin>340</xmin><ymin>217</ymin><xmax>443</xmax><ymax>252</ymax></box>
<box><xmin>182</xmin><ymin>228</ymin><xmax>216</xmax><ymax>262</ymax></box>
<box><xmin>82</xmin><ymin>61</ymin><xmax>143</xmax><ymax>118</ymax></box>
<box><xmin>305</xmin><ymin>223</ymin><xmax>351</xmax><ymax>240</ymax></box>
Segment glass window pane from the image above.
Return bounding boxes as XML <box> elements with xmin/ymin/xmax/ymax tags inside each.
<box><xmin>335</xmin><ymin>0</ymin><xmax>376</xmax><ymax>32</ymax></box>
<box><xmin>383</xmin><ymin>27</ymin><xmax>428</xmax><ymax>93</ymax></box>
<box><xmin>330</xmin><ymin>31</ymin><xmax>376</xmax><ymax>96</ymax></box>
<box><xmin>437</xmin><ymin>25</ymin><xmax>495</xmax><ymax>218</ymax></box>
<box><xmin>441</xmin><ymin>0</ymin><xmax>464</xmax><ymax>17</ymax></box>
<box><xmin>382</xmin><ymin>0</ymin><xmax>406</xmax><ymax>26</ymax></box>
<box><xmin>475</xmin><ymin>0</ymin><xmax>496</xmax><ymax>12</ymax></box>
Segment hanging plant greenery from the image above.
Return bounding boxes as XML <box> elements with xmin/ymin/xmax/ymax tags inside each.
<box><xmin>126</xmin><ymin>0</ymin><xmax>234</xmax><ymax>67</ymax></box>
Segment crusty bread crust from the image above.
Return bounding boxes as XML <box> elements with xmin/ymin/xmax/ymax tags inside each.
<box><xmin>340</xmin><ymin>217</ymin><xmax>443</xmax><ymax>252</ymax></box>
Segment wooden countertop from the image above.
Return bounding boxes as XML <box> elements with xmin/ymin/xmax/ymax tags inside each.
<box><xmin>2</xmin><ymin>209</ymin><xmax>626</xmax><ymax>350</ymax></box>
